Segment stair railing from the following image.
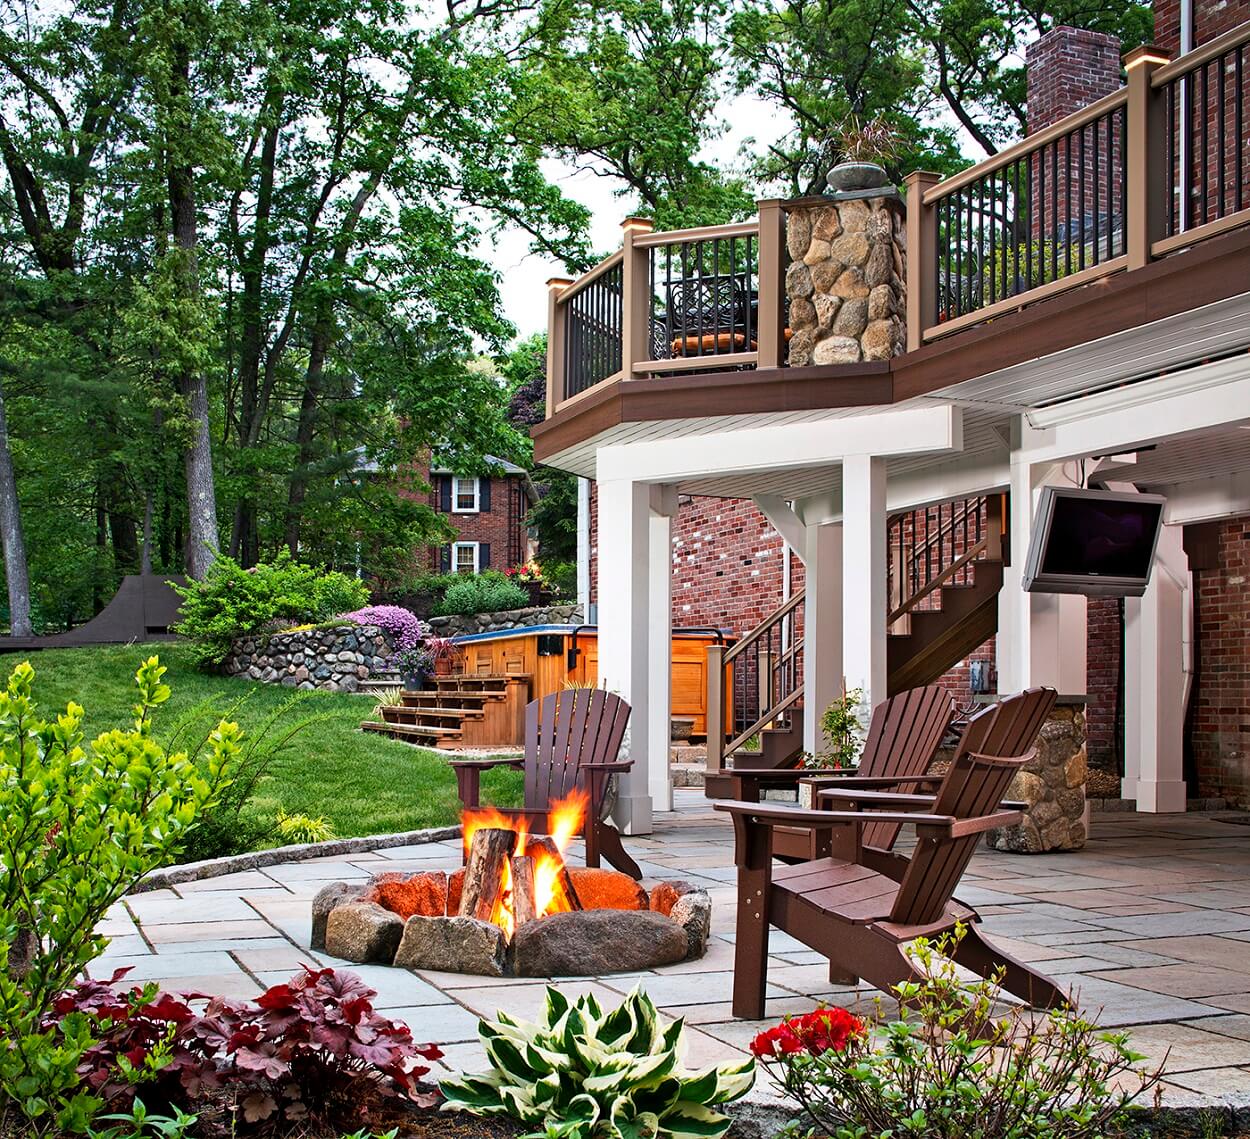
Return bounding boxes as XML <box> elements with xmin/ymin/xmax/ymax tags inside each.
<box><xmin>887</xmin><ymin>494</ymin><xmax>1004</xmax><ymax>627</ymax></box>
<box><xmin>705</xmin><ymin>589</ymin><xmax>805</xmax><ymax>776</ymax></box>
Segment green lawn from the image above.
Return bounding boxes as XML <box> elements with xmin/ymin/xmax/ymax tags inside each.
<box><xmin>9</xmin><ymin>642</ymin><xmax>523</xmax><ymax>848</ymax></box>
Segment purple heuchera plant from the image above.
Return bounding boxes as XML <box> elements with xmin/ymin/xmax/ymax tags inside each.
<box><xmin>341</xmin><ymin>605</ymin><xmax>424</xmax><ymax>651</ymax></box>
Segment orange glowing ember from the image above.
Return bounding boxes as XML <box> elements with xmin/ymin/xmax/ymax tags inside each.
<box><xmin>460</xmin><ymin>789</ymin><xmax>589</xmax><ymax>938</ymax></box>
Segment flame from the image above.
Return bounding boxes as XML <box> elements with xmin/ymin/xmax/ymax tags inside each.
<box><xmin>459</xmin><ymin>789</ymin><xmax>589</xmax><ymax>939</ymax></box>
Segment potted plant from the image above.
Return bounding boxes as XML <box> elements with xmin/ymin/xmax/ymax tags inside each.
<box><xmin>426</xmin><ymin>635</ymin><xmax>462</xmax><ymax>677</ymax></box>
<box><xmin>825</xmin><ymin>115</ymin><xmax>898</xmax><ymax>193</ymax></box>
<box><xmin>394</xmin><ymin>645</ymin><xmax>433</xmax><ymax>691</ymax></box>
<box><xmin>505</xmin><ymin>561</ymin><xmax>549</xmax><ymax>607</ymax></box>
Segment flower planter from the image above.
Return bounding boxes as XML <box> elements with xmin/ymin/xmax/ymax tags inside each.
<box><xmin>826</xmin><ymin>161</ymin><xmax>889</xmax><ymax>193</ymax></box>
<box><xmin>402</xmin><ymin>671</ymin><xmax>430</xmax><ymax>692</ymax></box>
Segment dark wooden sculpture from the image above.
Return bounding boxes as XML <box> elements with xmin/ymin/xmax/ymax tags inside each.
<box><xmin>716</xmin><ymin>701</ymin><xmax>1071</xmax><ymax>1019</ymax></box>
<box><xmin>450</xmin><ymin>688</ymin><xmax>641</xmax><ymax>878</ymax></box>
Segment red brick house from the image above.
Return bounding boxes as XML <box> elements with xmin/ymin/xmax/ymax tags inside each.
<box><xmin>426</xmin><ymin>457</ymin><xmax>536</xmax><ymax>575</ymax></box>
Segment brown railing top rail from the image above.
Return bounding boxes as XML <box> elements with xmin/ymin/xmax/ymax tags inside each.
<box><xmin>555</xmin><ymin>249</ymin><xmax>624</xmax><ymax>307</ymax></box>
<box><xmin>923</xmin><ymin>87</ymin><xmax>1129</xmax><ymax>205</ymax></box>
<box><xmin>890</xmin><ymin>496</ymin><xmax>984</xmax><ymax>564</ymax></box>
<box><xmin>1152</xmin><ymin>19</ymin><xmax>1250</xmax><ymax>85</ymax></box>
<box><xmin>723</xmin><ymin>589</ymin><xmax>804</xmax><ymax>667</ymax></box>
<box><xmin>633</xmin><ymin>220</ymin><xmax>759</xmax><ymax>249</ymax></box>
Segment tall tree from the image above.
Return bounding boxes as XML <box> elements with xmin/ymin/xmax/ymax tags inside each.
<box><xmin>0</xmin><ymin>378</ymin><xmax>30</xmax><ymax>635</ymax></box>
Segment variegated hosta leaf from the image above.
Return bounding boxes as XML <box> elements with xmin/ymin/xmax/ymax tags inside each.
<box><xmin>486</xmin><ymin>1034</ymin><xmax>542</xmax><ymax>1083</ymax></box>
<box><xmin>690</xmin><ymin>1058</ymin><xmax>756</xmax><ymax>1105</ymax></box>
<box><xmin>609</xmin><ymin>1094</ymin><xmax>660</xmax><ymax>1139</ymax></box>
<box><xmin>566</xmin><ymin>1092</ymin><xmax>603</xmax><ymax>1125</ymax></box>
<box><xmin>499</xmin><ymin>1082</ymin><xmax>543</xmax><ymax>1121</ymax></box>
<box><xmin>659</xmin><ymin>1101</ymin><xmax>734</xmax><ymax>1139</ymax></box>
<box><xmin>544</xmin><ymin>985</ymin><xmax>570</xmax><ymax>1025</ymax></box>
<box><xmin>439</xmin><ymin>1074</ymin><xmax>510</xmax><ymax>1114</ymax></box>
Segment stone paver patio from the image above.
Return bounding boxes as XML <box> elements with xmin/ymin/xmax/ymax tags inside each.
<box><xmin>97</xmin><ymin>792</ymin><xmax>1250</xmax><ymax>1106</ymax></box>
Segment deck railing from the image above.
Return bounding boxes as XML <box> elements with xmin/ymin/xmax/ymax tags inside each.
<box><xmin>546</xmin><ymin>23</ymin><xmax>1250</xmax><ymax>412</ymax></box>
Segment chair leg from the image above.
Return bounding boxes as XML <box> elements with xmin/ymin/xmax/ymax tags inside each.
<box><xmin>829</xmin><ymin>925</ymin><xmax>926</xmax><ymax>1009</ymax></box>
<box><xmin>829</xmin><ymin>962</ymin><xmax>859</xmax><ymax>984</ymax></box>
<box><xmin>595</xmin><ymin>824</ymin><xmax>643</xmax><ymax>879</ymax></box>
<box><xmin>732</xmin><ymin>868</ymin><xmax>770</xmax><ymax>1019</ymax></box>
<box><xmin>953</xmin><ymin>924</ymin><xmax>1073</xmax><ymax>1010</ymax></box>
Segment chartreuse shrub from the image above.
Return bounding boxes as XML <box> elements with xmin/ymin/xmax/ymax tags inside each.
<box><xmin>0</xmin><ymin>657</ymin><xmax>237</xmax><ymax>1134</ymax></box>
<box><xmin>172</xmin><ymin>550</ymin><xmax>369</xmax><ymax>666</ymax></box>
<box><xmin>441</xmin><ymin>986</ymin><xmax>755</xmax><ymax>1139</ymax></box>
<box><xmin>751</xmin><ymin>927</ymin><xmax>1161</xmax><ymax>1139</ymax></box>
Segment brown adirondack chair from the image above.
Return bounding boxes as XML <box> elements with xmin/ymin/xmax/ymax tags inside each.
<box><xmin>806</xmin><ymin>685</ymin><xmax>1058</xmax><ymax>877</ymax></box>
<box><xmin>449</xmin><ymin>688</ymin><xmax>642</xmax><ymax>879</ymax></box>
<box><xmin>726</xmin><ymin>685</ymin><xmax>955</xmax><ymax>862</ymax></box>
<box><xmin>716</xmin><ymin>703</ymin><xmax>1072</xmax><ymax>1019</ymax></box>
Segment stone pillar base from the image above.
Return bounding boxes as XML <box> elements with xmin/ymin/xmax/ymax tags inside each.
<box><xmin>986</xmin><ymin>703</ymin><xmax>1088</xmax><ymax>853</ymax></box>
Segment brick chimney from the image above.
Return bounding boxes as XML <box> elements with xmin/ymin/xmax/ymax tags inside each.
<box><xmin>1025</xmin><ymin>27</ymin><xmax>1122</xmax><ymax>135</ymax></box>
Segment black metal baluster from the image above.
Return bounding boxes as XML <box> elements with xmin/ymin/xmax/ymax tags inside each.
<box><xmin>1119</xmin><ymin>104</ymin><xmax>1128</xmax><ymax>254</ymax></box>
<box><xmin>1201</xmin><ymin>61</ymin><xmax>1210</xmax><ymax>225</ymax></box>
<box><xmin>1078</xmin><ymin>123</ymin><xmax>1087</xmax><ymax>270</ymax></box>
<box><xmin>1237</xmin><ymin>47</ymin><xmax>1246</xmax><ymax>213</ymax></box>
<box><xmin>1218</xmin><ymin>51</ymin><xmax>1227</xmax><ymax>218</ymax></box>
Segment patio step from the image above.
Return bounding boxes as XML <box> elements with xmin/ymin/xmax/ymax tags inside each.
<box><xmin>360</xmin><ymin>673</ymin><xmax>531</xmax><ymax>750</ymax></box>
<box><xmin>360</xmin><ymin>719</ymin><xmax>464</xmax><ymax>745</ymax></box>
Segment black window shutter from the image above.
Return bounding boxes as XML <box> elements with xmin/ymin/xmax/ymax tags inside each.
<box><xmin>479</xmin><ymin>478</ymin><xmax>491</xmax><ymax>513</ymax></box>
<box><xmin>479</xmin><ymin>542</ymin><xmax>491</xmax><ymax>570</ymax></box>
<box><xmin>439</xmin><ymin>477</ymin><xmax>452</xmax><ymax>512</ymax></box>
<box><xmin>439</xmin><ymin>545</ymin><xmax>451</xmax><ymax>573</ymax></box>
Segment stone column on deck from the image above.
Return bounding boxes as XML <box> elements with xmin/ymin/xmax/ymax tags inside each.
<box><xmin>782</xmin><ymin>192</ymin><xmax>907</xmax><ymax>367</ymax></box>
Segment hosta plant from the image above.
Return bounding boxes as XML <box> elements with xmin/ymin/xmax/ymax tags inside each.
<box><xmin>751</xmin><ymin>928</ymin><xmax>1162</xmax><ymax>1139</ymax></box>
<box><xmin>441</xmin><ymin>986</ymin><xmax>755</xmax><ymax>1139</ymax></box>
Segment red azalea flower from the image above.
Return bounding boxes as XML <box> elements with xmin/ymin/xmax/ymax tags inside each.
<box><xmin>749</xmin><ymin>1008</ymin><xmax>863</xmax><ymax>1058</ymax></box>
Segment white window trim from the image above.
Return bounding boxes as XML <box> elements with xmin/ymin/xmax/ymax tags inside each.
<box><xmin>451</xmin><ymin>476</ymin><xmax>480</xmax><ymax>513</ymax></box>
<box><xmin>452</xmin><ymin>541</ymin><xmax>480</xmax><ymax>574</ymax></box>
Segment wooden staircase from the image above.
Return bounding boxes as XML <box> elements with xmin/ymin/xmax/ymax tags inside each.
<box><xmin>360</xmin><ymin>674</ymin><xmax>530</xmax><ymax>749</ymax></box>
<box><xmin>703</xmin><ymin>492</ymin><xmax>1007</xmax><ymax>797</ymax></box>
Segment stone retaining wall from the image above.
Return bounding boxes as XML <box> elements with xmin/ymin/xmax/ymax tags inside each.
<box><xmin>224</xmin><ymin>624</ymin><xmax>393</xmax><ymax>692</ymax></box>
<box><xmin>427</xmin><ymin>602</ymin><xmax>583</xmax><ymax>637</ymax></box>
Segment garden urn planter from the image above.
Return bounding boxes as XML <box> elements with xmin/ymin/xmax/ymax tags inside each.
<box><xmin>826</xmin><ymin>161</ymin><xmax>890</xmax><ymax>193</ymax></box>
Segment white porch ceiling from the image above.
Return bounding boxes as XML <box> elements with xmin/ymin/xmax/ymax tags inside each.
<box><xmin>1094</xmin><ymin>425</ymin><xmax>1250</xmax><ymax>491</ymax></box>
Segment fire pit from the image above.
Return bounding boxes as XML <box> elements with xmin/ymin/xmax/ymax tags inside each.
<box><xmin>311</xmin><ymin>793</ymin><xmax>711</xmax><ymax>978</ymax></box>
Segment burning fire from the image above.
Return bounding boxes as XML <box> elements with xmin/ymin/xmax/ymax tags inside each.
<box><xmin>461</xmin><ymin>789</ymin><xmax>589</xmax><ymax>938</ymax></box>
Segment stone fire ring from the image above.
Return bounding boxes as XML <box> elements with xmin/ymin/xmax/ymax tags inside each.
<box><xmin>311</xmin><ymin>869</ymin><xmax>712</xmax><ymax>978</ymax></box>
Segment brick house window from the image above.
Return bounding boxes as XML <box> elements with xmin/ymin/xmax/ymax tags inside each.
<box><xmin>453</xmin><ymin>541</ymin><xmax>480</xmax><ymax>573</ymax></box>
<box><xmin>452</xmin><ymin>477</ymin><xmax>480</xmax><ymax>513</ymax></box>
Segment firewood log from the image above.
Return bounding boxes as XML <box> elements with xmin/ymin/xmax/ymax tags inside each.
<box><xmin>459</xmin><ymin>827</ymin><xmax>517</xmax><ymax>922</ymax></box>
<box><xmin>524</xmin><ymin>835</ymin><xmax>583</xmax><ymax>912</ymax></box>
<box><xmin>510</xmin><ymin>855</ymin><xmax>538</xmax><ymax>928</ymax></box>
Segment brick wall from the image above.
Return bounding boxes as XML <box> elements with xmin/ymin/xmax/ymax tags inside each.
<box><xmin>1026</xmin><ymin>27</ymin><xmax>1123</xmax><ymax>134</ymax></box>
<box><xmin>1086</xmin><ymin>597</ymin><xmax>1123</xmax><ymax>772</ymax></box>
<box><xmin>1155</xmin><ymin>0</ymin><xmax>1250</xmax><ymax>55</ymax></box>
<box><xmin>1191</xmin><ymin>514</ymin><xmax>1250</xmax><ymax>807</ymax></box>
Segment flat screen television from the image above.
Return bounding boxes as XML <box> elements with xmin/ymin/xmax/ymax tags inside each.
<box><xmin>1022</xmin><ymin>487</ymin><xmax>1166</xmax><ymax>597</ymax></box>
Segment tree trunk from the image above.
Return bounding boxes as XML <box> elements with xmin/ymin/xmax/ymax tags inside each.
<box><xmin>167</xmin><ymin>38</ymin><xmax>219</xmax><ymax>580</ymax></box>
<box><xmin>0</xmin><ymin>384</ymin><xmax>33</xmax><ymax>637</ymax></box>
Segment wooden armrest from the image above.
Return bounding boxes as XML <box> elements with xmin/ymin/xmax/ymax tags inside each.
<box><xmin>448</xmin><ymin>757</ymin><xmax>524</xmax><ymax>770</ymax></box>
<box><xmin>714</xmin><ymin>799</ymin><xmax>954</xmax><ymax>830</ymax></box>
<box><xmin>579</xmin><ymin>760</ymin><xmax>634</xmax><ymax>772</ymax></box>
<box><xmin>800</xmin><ymin>774</ymin><xmax>943</xmax><ymax>789</ymax></box>
<box><xmin>816</xmin><ymin>788</ymin><xmax>939</xmax><ymax>808</ymax></box>
<box><xmin>725</xmin><ymin>767</ymin><xmax>807</xmax><ymax>782</ymax></box>
<box><xmin>917</xmin><ymin>809</ymin><xmax>1022</xmax><ymax>838</ymax></box>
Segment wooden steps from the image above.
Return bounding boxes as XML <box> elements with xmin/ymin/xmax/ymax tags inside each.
<box><xmin>360</xmin><ymin>673</ymin><xmax>530</xmax><ymax>749</ymax></box>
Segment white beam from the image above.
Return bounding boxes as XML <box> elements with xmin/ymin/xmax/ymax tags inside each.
<box><xmin>596</xmin><ymin>405</ymin><xmax>962</xmax><ymax>484</ymax></box>
<box><xmin>646</xmin><ymin>486</ymin><xmax>676</xmax><ymax>814</ymax></box>
<box><xmin>1159</xmin><ymin>470</ymin><xmax>1250</xmax><ymax>525</ymax></box>
<box><xmin>752</xmin><ymin>495</ymin><xmax>806</xmax><ymax>558</ymax></box>
<box><xmin>1019</xmin><ymin>362</ymin><xmax>1250</xmax><ymax>466</ymax></box>
<box><xmin>576</xmin><ymin>477</ymin><xmax>592</xmax><ymax>613</ymax></box>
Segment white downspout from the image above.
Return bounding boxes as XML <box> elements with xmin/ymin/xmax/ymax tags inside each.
<box><xmin>576</xmin><ymin>477</ymin><xmax>592</xmax><ymax>619</ymax></box>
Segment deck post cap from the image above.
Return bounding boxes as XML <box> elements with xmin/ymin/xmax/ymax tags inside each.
<box><xmin>1123</xmin><ymin>43</ymin><xmax>1169</xmax><ymax>68</ymax></box>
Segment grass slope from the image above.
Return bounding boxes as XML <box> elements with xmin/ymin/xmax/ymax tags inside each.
<box><xmin>10</xmin><ymin>642</ymin><xmax>522</xmax><ymax>846</ymax></box>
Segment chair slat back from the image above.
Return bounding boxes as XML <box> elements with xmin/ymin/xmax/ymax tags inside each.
<box><xmin>887</xmin><ymin>688</ymin><xmax>1056</xmax><ymax>927</ymax></box>
<box><xmin>524</xmin><ymin>689</ymin><xmax>631</xmax><ymax>812</ymax></box>
<box><xmin>857</xmin><ymin>685</ymin><xmax>955</xmax><ymax>851</ymax></box>
<box><xmin>954</xmin><ymin>686</ymin><xmax>1057</xmax><ymax>765</ymax></box>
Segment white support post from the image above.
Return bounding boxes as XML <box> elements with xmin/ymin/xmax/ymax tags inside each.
<box><xmin>841</xmin><ymin>455</ymin><xmax>888</xmax><ymax>713</ymax></box>
<box><xmin>996</xmin><ymin>453</ymin><xmax>1087</xmax><ymax>697</ymax></box>
<box><xmin>595</xmin><ymin>477</ymin><xmax>655</xmax><ymax>834</ymax></box>
<box><xmin>576</xmin><ymin>477</ymin><xmax>592</xmax><ymax>616</ymax></box>
<box><xmin>1123</xmin><ymin>524</ymin><xmax>1190</xmax><ymax>812</ymax></box>
<box><xmin>648</xmin><ymin>485</ymin><xmax>677</xmax><ymax>814</ymax></box>
<box><xmin>803</xmin><ymin>520</ymin><xmax>843</xmax><ymax>755</ymax></box>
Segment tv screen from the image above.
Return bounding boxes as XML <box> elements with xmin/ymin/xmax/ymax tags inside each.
<box><xmin>1023</xmin><ymin>488</ymin><xmax>1166</xmax><ymax>597</ymax></box>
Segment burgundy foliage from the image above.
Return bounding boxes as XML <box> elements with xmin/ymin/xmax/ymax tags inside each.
<box><xmin>47</xmin><ymin>965</ymin><xmax>444</xmax><ymax>1127</ymax></box>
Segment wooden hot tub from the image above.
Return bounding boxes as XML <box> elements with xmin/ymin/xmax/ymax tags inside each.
<box><xmin>453</xmin><ymin>624</ymin><xmax>732</xmax><ymax>740</ymax></box>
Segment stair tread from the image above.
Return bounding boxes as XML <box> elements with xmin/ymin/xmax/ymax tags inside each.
<box><xmin>361</xmin><ymin>720</ymin><xmax>463</xmax><ymax>738</ymax></box>
<box><xmin>382</xmin><ymin>706</ymin><xmax>486</xmax><ymax>719</ymax></box>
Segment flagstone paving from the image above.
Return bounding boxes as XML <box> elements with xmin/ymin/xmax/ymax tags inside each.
<box><xmin>97</xmin><ymin>792</ymin><xmax>1250</xmax><ymax>1106</ymax></box>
